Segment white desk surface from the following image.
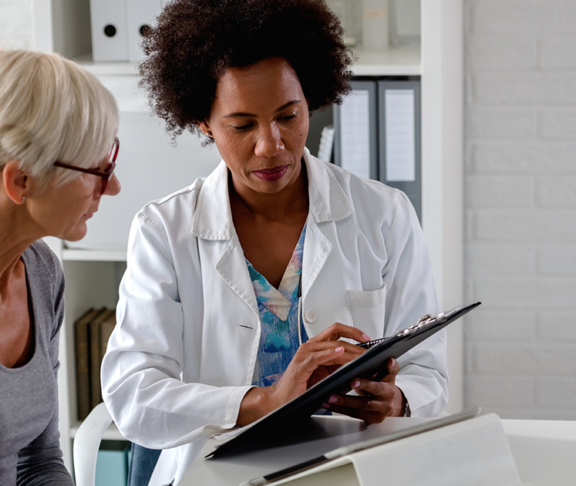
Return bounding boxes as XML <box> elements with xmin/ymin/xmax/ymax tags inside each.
<box><xmin>179</xmin><ymin>415</ymin><xmax>576</xmax><ymax>486</ymax></box>
<box><xmin>502</xmin><ymin>419</ymin><xmax>576</xmax><ymax>486</ymax></box>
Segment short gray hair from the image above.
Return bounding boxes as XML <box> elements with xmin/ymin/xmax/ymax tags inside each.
<box><xmin>0</xmin><ymin>50</ymin><xmax>118</xmax><ymax>184</ymax></box>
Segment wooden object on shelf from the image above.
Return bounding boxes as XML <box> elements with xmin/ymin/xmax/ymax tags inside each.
<box><xmin>99</xmin><ymin>312</ymin><xmax>117</xmax><ymax>365</ymax></box>
<box><xmin>89</xmin><ymin>308</ymin><xmax>115</xmax><ymax>409</ymax></box>
<box><xmin>74</xmin><ymin>308</ymin><xmax>102</xmax><ymax>421</ymax></box>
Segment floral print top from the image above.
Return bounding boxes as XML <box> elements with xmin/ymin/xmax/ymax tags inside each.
<box><xmin>248</xmin><ymin>225</ymin><xmax>309</xmax><ymax>387</ymax></box>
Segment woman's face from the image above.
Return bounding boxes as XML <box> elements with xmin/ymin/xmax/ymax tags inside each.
<box><xmin>200</xmin><ymin>57</ymin><xmax>309</xmax><ymax>196</ymax></box>
<box><xmin>27</xmin><ymin>158</ymin><xmax>121</xmax><ymax>242</ymax></box>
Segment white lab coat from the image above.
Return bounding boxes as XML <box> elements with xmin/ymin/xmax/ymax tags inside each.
<box><xmin>101</xmin><ymin>149</ymin><xmax>448</xmax><ymax>485</ymax></box>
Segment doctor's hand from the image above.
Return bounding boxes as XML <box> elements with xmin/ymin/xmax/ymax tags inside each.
<box><xmin>320</xmin><ymin>358</ymin><xmax>405</xmax><ymax>424</ymax></box>
<box><xmin>236</xmin><ymin>323</ymin><xmax>370</xmax><ymax>426</ymax></box>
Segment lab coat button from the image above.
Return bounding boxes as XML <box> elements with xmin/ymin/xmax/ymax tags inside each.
<box><xmin>305</xmin><ymin>309</ymin><xmax>317</xmax><ymax>323</ymax></box>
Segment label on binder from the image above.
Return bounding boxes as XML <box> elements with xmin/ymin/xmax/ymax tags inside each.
<box><xmin>385</xmin><ymin>90</ymin><xmax>416</xmax><ymax>182</ymax></box>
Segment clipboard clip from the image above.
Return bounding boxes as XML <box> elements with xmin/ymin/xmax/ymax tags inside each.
<box><xmin>395</xmin><ymin>311</ymin><xmax>445</xmax><ymax>338</ymax></box>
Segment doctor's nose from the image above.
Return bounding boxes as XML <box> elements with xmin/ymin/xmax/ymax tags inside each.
<box><xmin>254</xmin><ymin>124</ymin><xmax>285</xmax><ymax>158</ymax></box>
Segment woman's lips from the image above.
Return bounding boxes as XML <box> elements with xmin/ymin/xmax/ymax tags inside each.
<box><xmin>253</xmin><ymin>165</ymin><xmax>289</xmax><ymax>182</ymax></box>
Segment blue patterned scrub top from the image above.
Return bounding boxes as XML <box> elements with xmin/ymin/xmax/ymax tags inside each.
<box><xmin>247</xmin><ymin>225</ymin><xmax>309</xmax><ymax>387</ymax></box>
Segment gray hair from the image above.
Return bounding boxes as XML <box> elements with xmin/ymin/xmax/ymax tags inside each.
<box><xmin>0</xmin><ymin>50</ymin><xmax>118</xmax><ymax>185</ymax></box>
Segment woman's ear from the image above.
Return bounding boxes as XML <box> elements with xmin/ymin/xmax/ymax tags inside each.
<box><xmin>198</xmin><ymin>120</ymin><xmax>213</xmax><ymax>139</ymax></box>
<box><xmin>2</xmin><ymin>161</ymin><xmax>29</xmax><ymax>205</ymax></box>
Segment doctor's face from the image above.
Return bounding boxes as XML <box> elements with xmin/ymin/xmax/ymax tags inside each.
<box><xmin>199</xmin><ymin>57</ymin><xmax>309</xmax><ymax>196</ymax></box>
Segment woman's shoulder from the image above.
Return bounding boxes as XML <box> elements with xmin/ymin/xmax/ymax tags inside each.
<box><xmin>22</xmin><ymin>240</ymin><xmax>65</xmax><ymax>337</ymax></box>
<box><xmin>317</xmin><ymin>157</ymin><xmax>415</xmax><ymax>220</ymax></box>
<box><xmin>23</xmin><ymin>240</ymin><xmax>64</xmax><ymax>282</ymax></box>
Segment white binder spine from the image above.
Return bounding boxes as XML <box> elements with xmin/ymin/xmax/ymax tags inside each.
<box><xmin>90</xmin><ymin>0</ymin><xmax>129</xmax><ymax>61</ymax></box>
<box><xmin>125</xmin><ymin>0</ymin><xmax>163</xmax><ymax>62</ymax></box>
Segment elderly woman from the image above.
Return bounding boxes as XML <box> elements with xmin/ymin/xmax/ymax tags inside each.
<box><xmin>0</xmin><ymin>50</ymin><xmax>120</xmax><ymax>484</ymax></box>
<box><xmin>102</xmin><ymin>0</ymin><xmax>448</xmax><ymax>484</ymax></box>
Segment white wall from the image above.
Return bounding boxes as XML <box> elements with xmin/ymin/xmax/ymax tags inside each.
<box><xmin>0</xmin><ymin>0</ymin><xmax>32</xmax><ymax>50</ymax></box>
<box><xmin>464</xmin><ymin>0</ymin><xmax>576</xmax><ymax>420</ymax></box>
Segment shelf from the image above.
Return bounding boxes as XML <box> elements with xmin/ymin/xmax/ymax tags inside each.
<box><xmin>70</xmin><ymin>421</ymin><xmax>126</xmax><ymax>441</ymax></box>
<box><xmin>73</xmin><ymin>52</ymin><xmax>139</xmax><ymax>77</ymax></box>
<box><xmin>69</xmin><ymin>45</ymin><xmax>421</xmax><ymax>78</ymax></box>
<box><xmin>62</xmin><ymin>249</ymin><xmax>127</xmax><ymax>262</ymax></box>
<box><xmin>351</xmin><ymin>44</ymin><xmax>421</xmax><ymax>76</ymax></box>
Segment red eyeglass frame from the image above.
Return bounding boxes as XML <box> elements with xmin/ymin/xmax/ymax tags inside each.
<box><xmin>53</xmin><ymin>137</ymin><xmax>119</xmax><ymax>195</ymax></box>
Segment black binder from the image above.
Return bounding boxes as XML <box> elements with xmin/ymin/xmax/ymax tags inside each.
<box><xmin>207</xmin><ymin>302</ymin><xmax>481</xmax><ymax>459</ymax></box>
<box><xmin>334</xmin><ymin>79</ymin><xmax>422</xmax><ymax>222</ymax></box>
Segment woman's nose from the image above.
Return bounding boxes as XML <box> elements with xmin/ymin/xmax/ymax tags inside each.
<box><xmin>104</xmin><ymin>173</ymin><xmax>121</xmax><ymax>196</ymax></box>
<box><xmin>254</xmin><ymin>124</ymin><xmax>285</xmax><ymax>157</ymax></box>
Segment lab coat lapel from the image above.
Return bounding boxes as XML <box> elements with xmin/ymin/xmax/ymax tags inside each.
<box><xmin>191</xmin><ymin>161</ymin><xmax>259</xmax><ymax>318</ymax></box>
<box><xmin>214</xmin><ymin>236</ymin><xmax>259</xmax><ymax>318</ymax></box>
<box><xmin>191</xmin><ymin>151</ymin><xmax>354</xmax><ymax>318</ymax></box>
<box><xmin>302</xmin><ymin>149</ymin><xmax>352</xmax><ymax>297</ymax></box>
<box><xmin>301</xmin><ymin>220</ymin><xmax>332</xmax><ymax>296</ymax></box>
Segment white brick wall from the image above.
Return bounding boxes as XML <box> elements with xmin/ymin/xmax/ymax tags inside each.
<box><xmin>465</xmin><ymin>0</ymin><xmax>576</xmax><ymax>419</ymax></box>
<box><xmin>0</xmin><ymin>0</ymin><xmax>32</xmax><ymax>50</ymax></box>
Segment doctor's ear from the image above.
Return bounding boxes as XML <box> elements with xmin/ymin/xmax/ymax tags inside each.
<box><xmin>2</xmin><ymin>161</ymin><xmax>29</xmax><ymax>205</ymax></box>
<box><xmin>198</xmin><ymin>121</ymin><xmax>214</xmax><ymax>140</ymax></box>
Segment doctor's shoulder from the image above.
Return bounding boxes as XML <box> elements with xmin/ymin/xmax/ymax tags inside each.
<box><xmin>326</xmin><ymin>162</ymin><xmax>415</xmax><ymax>227</ymax></box>
<box><xmin>133</xmin><ymin>177</ymin><xmax>206</xmax><ymax>230</ymax></box>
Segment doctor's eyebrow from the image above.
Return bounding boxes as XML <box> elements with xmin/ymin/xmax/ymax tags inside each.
<box><xmin>223</xmin><ymin>100</ymin><xmax>302</xmax><ymax>119</ymax></box>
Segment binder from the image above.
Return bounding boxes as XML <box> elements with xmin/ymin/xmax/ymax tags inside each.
<box><xmin>334</xmin><ymin>80</ymin><xmax>378</xmax><ymax>180</ymax></box>
<box><xmin>74</xmin><ymin>308</ymin><xmax>103</xmax><ymax>421</ymax></box>
<box><xmin>378</xmin><ymin>80</ymin><xmax>422</xmax><ymax>221</ymax></box>
<box><xmin>89</xmin><ymin>308</ymin><xmax>115</xmax><ymax>409</ymax></box>
<box><xmin>126</xmin><ymin>0</ymin><xmax>163</xmax><ymax>62</ymax></box>
<box><xmin>333</xmin><ymin>78</ymin><xmax>422</xmax><ymax>222</ymax></box>
<box><xmin>90</xmin><ymin>0</ymin><xmax>129</xmax><ymax>61</ymax></box>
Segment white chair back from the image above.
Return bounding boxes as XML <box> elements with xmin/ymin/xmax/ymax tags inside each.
<box><xmin>73</xmin><ymin>402</ymin><xmax>113</xmax><ymax>486</ymax></box>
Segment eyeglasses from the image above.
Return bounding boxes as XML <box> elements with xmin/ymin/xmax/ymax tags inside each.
<box><xmin>53</xmin><ymin>137</ymin><xmax>119</xmax><ymax>195</ymax></box>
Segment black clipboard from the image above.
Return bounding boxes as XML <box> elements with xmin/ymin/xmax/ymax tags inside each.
<box><xmin>206</xmin><ymin>302</ymin><xmax>481</xmax><ymax>459</ymax></box>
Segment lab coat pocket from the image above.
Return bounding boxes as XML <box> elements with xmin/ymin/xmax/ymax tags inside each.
<box><xmin>345</xmin><ymin>283</ymin><xmax>386</xmax><ymax>339</ymax></box>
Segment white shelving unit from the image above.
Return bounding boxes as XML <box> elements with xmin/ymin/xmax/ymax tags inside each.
<box><xmin>33</xmin><ymin>0</ymin><xmax>463</xmax><ymax>473</ymax></box>
<box><xmin>352</xmin><ymin>44</ymin><xmax>421</xmax><ymax>76</ymax></box>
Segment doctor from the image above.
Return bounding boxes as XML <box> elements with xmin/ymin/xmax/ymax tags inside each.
<box><xmin>102</xmin><ymin>0</ymin><xmax>448</xmax><ymax>484</ymax></box>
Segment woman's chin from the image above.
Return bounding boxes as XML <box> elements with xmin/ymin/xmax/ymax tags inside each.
<box><xmin>60</xmin><ymin>224</ymin><xmax>88</xmax><ymax>242</ymax></box>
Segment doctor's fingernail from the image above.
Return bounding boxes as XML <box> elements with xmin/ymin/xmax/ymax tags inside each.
<box><xmin>362</xmin><ymin>334</ymin><xmax>371</xmax><ymax>341</ymax></box>
<box><xmin>321</xmin><ymin>403</ymin><xmax>330</xmax><ymax>409</ymax></box>
<box><xmin>352</xmin><ymin>380</ymin><xmax>360</xmax><ymax>388</ymax></box>
<box><xmin>328</xmin><ymin>395</ymin><xmax>338</xmax><ymax>404</ymax></box>
<box><xmin>335</xmin><ymin>346</ymin><xmax>344</xmax><ymax>353</ymax></box>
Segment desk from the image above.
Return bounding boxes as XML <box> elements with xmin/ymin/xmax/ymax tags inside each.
<box><xmin>502</xmin><ymin>419</ymin><xmax>576</xmax><ymax>486</ymax></box>
<box><xmin>179</xmin><ymin>416</ymin><xmax>576</xmax><ymax>486</ymax></box>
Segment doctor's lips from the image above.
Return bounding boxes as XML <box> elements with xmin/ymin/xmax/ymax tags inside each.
<box><xmin>253</xmin><ymin>165</ymin><xmax>289</xmax><ymax>182</ymax></box>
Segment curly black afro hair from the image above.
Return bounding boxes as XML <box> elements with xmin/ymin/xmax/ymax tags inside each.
<box><xmin>139</xmin><ymin>0</ymin><xmax>354</xmax><ymax>141</ymax></box>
